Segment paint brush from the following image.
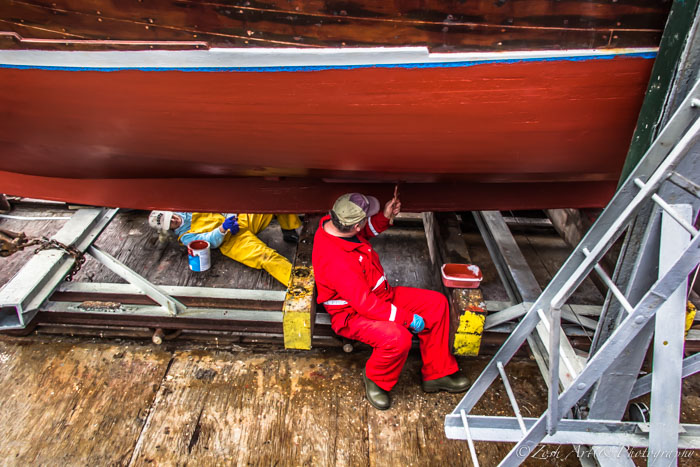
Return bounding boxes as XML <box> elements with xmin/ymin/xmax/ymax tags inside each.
<box><xmin>389</xmin><ymin>184</ymin><xmax>399</xmax><ymax>225</ymax></box>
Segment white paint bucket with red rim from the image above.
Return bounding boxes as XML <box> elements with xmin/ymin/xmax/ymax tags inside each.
<box><xmin>187</xmin><ymin>240</ymin><xmax>211</xmax><ymax>272</ymax></box>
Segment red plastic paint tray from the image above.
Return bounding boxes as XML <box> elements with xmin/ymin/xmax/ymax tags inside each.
<box><xmin>441</xmin><ymin>263</ymin><xmax>483</xmax><ymax>288</ymax></box>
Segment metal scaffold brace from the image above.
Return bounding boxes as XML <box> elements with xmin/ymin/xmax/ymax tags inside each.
<box><xmin>445</xmin><ymin>78</ymin><xmax>700</xmax><ymax>466</ymax></box>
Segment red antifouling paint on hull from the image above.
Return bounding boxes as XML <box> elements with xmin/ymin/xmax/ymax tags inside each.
<box><xmin>0</xmin><ymin>171</ymin><xmax>617</xmax><ymax>213</ymax></box>
<box><xmin>0</xmin><ymin>55</ymin><xmax>652</xmax><ymax>211</ymax></box>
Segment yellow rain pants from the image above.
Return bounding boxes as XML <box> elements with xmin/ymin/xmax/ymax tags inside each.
<box><xmin>182</xmin><ymin>213</ymin><xmax>301</xmax><ymax>286</ymax></box>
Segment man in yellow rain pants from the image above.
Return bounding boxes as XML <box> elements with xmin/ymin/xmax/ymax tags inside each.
<box><xmin>148</xmin><ymin>211</ymin><xmax>301</xmax><ymax>286</ymax></box>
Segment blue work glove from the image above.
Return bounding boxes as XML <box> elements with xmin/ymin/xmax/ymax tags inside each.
<box><xmin>410</xmin><ymin>314</ymin><xmax>425</xmax><ymax>333</ymax></box>
<box><xmin>221</xmin><ymin>215</ymin><xmax>239</xmax><ymax>234</ymax></box>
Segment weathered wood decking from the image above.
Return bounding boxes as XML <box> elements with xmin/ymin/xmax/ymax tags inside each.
<box><xmin>0</xmin><ymin>335</ymin><xmax>559</xmax><ymax>466</ymax></box>
<box><xmin>1</xmin><ymin>335</ymin><xmax>697</xmax><ymax>466</ymax></box>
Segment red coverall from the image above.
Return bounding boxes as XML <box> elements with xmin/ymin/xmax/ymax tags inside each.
<box><xmin>312</xmin><ymin>212</ymin><xmax>458</xmax><ymax>391</ymax></box>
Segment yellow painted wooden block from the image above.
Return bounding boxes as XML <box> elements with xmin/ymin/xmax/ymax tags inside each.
<box><xmin>283</xmin><ymin>265</ymin><xmax>315</xmax><ymax>350</ymax></box>
<box><xmin>451</xmin><ymin>288</ymin><xmax>486</xmax><ymax>356</ymax></box>
<box><xmin>453</xmin><ymin>311</ymin><xmax>485</xmax><ymax>356</ymax></box>
<box><xmin>283</xmin><ymin>312</ymin><xmax>312</xmax><ymax>350</ymax></box>
<box><xmin>686</xmin><ymin>301</ymin><xmax>697</xmax><ymax>338</ymax></box>
<box><xmin>453</xmin><ymin>332</ymin><xmax>483</xmax><ymax>357</ymax></box>
<box><xmin>457</xmin><ymin>310</ymin><xmax>485</xmax><ymax>335</ymax></box>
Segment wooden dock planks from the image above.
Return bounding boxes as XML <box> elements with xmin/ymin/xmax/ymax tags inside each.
<box><xmin>0</xmin><ymin>337</ymin><xmax>171</xmax><ymax>465</ymax></box>
<box><xmin>0</xmin><ymin>333</ymin><xmax>601</xmax><ymax>465</ymax></box>
<box><xmin>0</xmin><ymin>335</ymin><xmax>529</xmax><ymax>466</ymax></box>
<box><xmin>129</xmin><ymin>350</ymin><xmax>372</xmax><ymax>465</ymax></box>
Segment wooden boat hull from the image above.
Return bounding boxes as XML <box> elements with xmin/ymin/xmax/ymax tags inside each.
<box><xmin>0</xmin><ymin>1</ymin><xmax>669</xmax><ymax>51</ymax></box>
<box><xmin>0</xmin><ymin>48</ymin><xmax>654</xmax><ymax>212</ymax></box>
<box><xmin>0</xmin><ymin>170</ymin><xmax>618</xmax><ymax>213</ymax></box>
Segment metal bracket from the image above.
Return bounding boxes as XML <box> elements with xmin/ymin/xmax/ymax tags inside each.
<box><xmin>87</xmin><ymin>245</ymin><xmax>187</xmax><ymax>316</ymax></box>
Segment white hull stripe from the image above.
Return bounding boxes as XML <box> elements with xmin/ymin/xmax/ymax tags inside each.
<box><xmin>368</xmin><ymin>217</ymin><xmax>379</xmax><ymax>236</ymax></box>
<box><xmin>0</xmin><ymin>48</ymin><xmax>657</xmax><ymax>71</ymax></box>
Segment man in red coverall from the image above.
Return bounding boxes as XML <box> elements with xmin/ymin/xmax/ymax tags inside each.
<box><xmin>312</xmin><ymin>192</ymin><xmax>470</xmax><ymax>410</ymax></box>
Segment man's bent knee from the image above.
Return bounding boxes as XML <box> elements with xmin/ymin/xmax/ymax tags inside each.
<box><xmin>379</xmin><ymin>327</ymin><xmax>412</xmax><ymax>355</ymax></box>
<box><xmin>426</xmin><ymin>289</ymin><xmax>448</xmax><ymax>306</ymax></box>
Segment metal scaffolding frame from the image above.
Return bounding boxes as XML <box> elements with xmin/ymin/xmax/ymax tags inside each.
<box><xmin>445</xmin><ymin>79</ymin><xmax>700</xmax><ymax>465</ymax></box>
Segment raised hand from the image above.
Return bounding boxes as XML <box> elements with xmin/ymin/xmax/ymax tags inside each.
<box><xmin>384</xmin><ymin>184</ymin><xmax>401</xmax><ymax>222</ymax></box>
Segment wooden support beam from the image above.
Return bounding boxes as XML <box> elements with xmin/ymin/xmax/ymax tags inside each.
<box><xmin>544</xmin><ymin>208</ymin><xmax>587</xmax><ymax>247</ymax></box>
<box><xmin>452</xmin><ymin>288</ymin><xmax>487</xmax><ymax>356</ymax></box>
<box><xmin>545</xmin><ymin>208</ymin><xmax>614</xmax><ymax>299</ymax></box>
<box><xmin>283</xmin><ymin>215</ymin><xmax>320</xmax><ymax>350</ymax></box>
<box><xmin>0</xmin><ymin>194</ymin><xmax>9</xmax><ymax>213</ymax></box>
<box><xmin>423</xmin><ymin>212</ymin><xmax>486</xmax><ymax>356</ymax></box>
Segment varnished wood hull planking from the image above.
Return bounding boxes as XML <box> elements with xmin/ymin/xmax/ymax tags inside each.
<box><xmin>0</xmin><ymin>0</ymin><xmax>670</xmax><ymax>51</ymax></box>
<box><xmin>0</xmin><ymin>48</ymin><xmax>654</xmax><ymax>212</ymax></box>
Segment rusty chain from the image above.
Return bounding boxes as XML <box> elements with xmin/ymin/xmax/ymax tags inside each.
<box><xmin>0</xmin><ymin>229</ymin><xmax>86</xmax><ymax>281</ymax></box>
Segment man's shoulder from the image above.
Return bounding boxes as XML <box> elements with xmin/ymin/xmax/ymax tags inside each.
<box><xmin>312</xmin><ymin>229</ymin><xmax>355</xmax><ymax>266</ymax></box>
<box><xmin>312</xmin><ymin>227</ymin><xmax>341</xmax><ymax>258</ymax></box>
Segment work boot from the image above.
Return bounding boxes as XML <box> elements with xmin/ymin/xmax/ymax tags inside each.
<box><xmin>363</xmin><ymin>369</ymin><xmax>391</xmax><ymax>410</ymax></box>
<box><xmin>422</xmin><ymin>371</ymin><xmax>471</xmax><ymax>393</ymax></box>
<box><xmin>281</xmin><ymin>228</ymin><xmax>299</xmax><ymax>244</ymax></box>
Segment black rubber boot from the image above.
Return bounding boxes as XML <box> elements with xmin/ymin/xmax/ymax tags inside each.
<box><xmin>363</xmin><ymin>369</ymin><xmax>391</xmax><ymax>410</ymax></box>
<box><xmin>281</xmin><ymin>228</ymin><xmax>299</xmax><ymax>244</ymax></box>
<box><xmin>422</xmin><ymin>371</ymin><xmax>471</xmax><ymax>393</ymax></box>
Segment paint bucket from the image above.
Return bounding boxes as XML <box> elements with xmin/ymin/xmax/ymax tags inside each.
<box><xmin>187</xmin><ymin>240</ymin><xmax>211</xmax><ymax>272</ymax></box>
<box><xmin>441</xmin><ymin>263</ymin><xmax>483</xmax><ymax>288</ymax></box>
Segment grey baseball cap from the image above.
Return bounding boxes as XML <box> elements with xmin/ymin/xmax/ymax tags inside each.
<box><xmin>332</xmin><ymin>193</ymin><xmax>380</xmax><ymax>226</ymax></box>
